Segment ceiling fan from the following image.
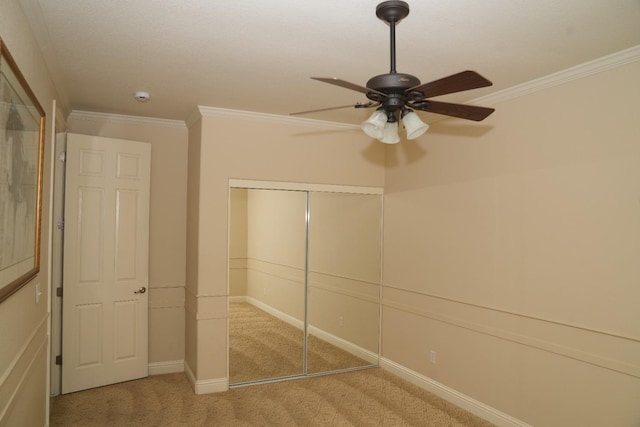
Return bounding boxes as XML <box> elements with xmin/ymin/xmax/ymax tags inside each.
<box><xmin>291</xmin><ymin>1</ymin><xmax>495</xmax><ymax>143</ymax></box>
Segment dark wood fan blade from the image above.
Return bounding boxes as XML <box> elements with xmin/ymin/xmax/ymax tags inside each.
<box><xmin>311</xmin><ymin>77</ymin><xmax>386</xmax><ymax>97</ymax></box>
<box><xmin>406</xmin><ymin>70</ymin><xmax>493</xmax><ymax>99</ymax></box>
<box><xmin>290</xmin><ymin>102</ymin><xmax>378</xmax><ymax>116</ymax></box>
<box><xmin>412</xmin><ymin>100</ymin><xmax>495</xmax><ymax>121</ymax></box>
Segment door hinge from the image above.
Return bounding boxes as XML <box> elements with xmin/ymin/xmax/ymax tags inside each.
<box><xmin>59</xmin><ymin>151</ymin><xmax>66</xmax><ymax>162</ymax></box>
<box><xmin>55</xmin><ymin>355</ymin><xmax>62</xmax><ymax>365</ymax></box>
<box><xmin>56</xmin><ymin>220</ymin><xmax>64</xmax><ymax>230</ymax></box>
<box><xmin>56</xmin><ymin>287</ymin><xmax>63</xmax><ymax>297</ymax></box>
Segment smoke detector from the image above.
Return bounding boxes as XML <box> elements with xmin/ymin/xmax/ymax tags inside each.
<box><xmin>134</xmin><ymin>91</ymin><xmax>150</xmax><ymax>102</ymax></box>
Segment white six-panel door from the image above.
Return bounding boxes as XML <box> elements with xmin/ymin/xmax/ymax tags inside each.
<box><xmin>62</xmin><ymin>133</ymin><xmax>151</xmax><ymax>394</ymax></box>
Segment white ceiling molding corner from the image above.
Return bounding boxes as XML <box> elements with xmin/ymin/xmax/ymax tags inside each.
<box><xmin>185</xmin><ymin>107</ymin><xmax>204</xmax><ymax>129</ymax></box>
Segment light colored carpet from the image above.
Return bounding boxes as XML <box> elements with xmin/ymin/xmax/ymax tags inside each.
<box><xmin>230</xmin><ymin>302</ymin><xmax>370</xmax><ymax>384</ymax></box>
<box><xmin>51</xmin><ymin>302</ymin><xmax>494</xmax><ymax>426</ymax></box>
<box><xmin>50</xmin><ymin>369</ymin><xmax>495</xmax><ymax>426</ymax></box>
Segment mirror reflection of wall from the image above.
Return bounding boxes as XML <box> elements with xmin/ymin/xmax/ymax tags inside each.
<box><xmin>229</xmin><ymin>188</ymin><xmax>307</xmax><ymax>384</ymax></box>
<box><xmin>228</xmin><ymin>184</ymin><xmax>382</xmax><ymax>386</ymax></box>
<box><xmin>307</xmin><ymin>192</ymin><xmax>381</xmax><ymax>374</ymax></box>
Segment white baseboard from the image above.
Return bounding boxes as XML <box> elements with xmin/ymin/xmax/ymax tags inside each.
<box><xmin>380</xmin><ymin>358</ymin><xmax>531</xmax><ymax>427</ymax></box>
<box><xmin>184</xmin><ymin>361</ymin><xmax>228</xmax><ymax>394</ymax></box>
<box><xmin>148</xmin><ymin>360</ymin><xmax>184</xmax><ymax>375</ymax></box>
<box><xmin>307</xmin><ymin>325</ymin><xmax>379</xmax><ymax>365</ymax></box>
<box><xmin>229</xmin><ymin>296</ymin><xmax>247</xmax><ymax>303</ymax></box>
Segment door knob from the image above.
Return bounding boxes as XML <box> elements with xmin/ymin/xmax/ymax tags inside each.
<box><xmin>134</xmin><ymin>287</ymin><xmax>147</xmax><ymax>294</ymax></box>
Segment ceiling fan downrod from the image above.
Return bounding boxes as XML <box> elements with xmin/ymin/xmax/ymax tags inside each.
<box><xmin>366</xmin><ymin>1</ymin><xmax>419</xmax><ymax>114</ymax></box>
<box><xmin>376</xmin><ymin>0</ymin><xmax>410</xmax><ymax>74</ymax></box>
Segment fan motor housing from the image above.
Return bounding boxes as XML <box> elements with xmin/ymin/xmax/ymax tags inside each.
<box><xmin>367</xmin><ymin>73</ymin><xmax>420</xmax><ymax>93</ymax></box>
<box><xmin>366</xmin><ymin>73</ymin><xmax>421</xmax><ymax>112</ymax></box>
<box><xmin>367</xmin><ymin>72</ymin><xmax>420</xmax><ymax>102</ymax></box>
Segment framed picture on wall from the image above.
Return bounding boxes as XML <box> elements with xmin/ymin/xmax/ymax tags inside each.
<box><xmin>0</xmin><ymin>37</ymin><xmax>46</xmax><ymax>303</ymax></box>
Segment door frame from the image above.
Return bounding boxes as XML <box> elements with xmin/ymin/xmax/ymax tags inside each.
<box><xmin>48</xmin><ymin>101</ymin><xmax>67</xmax><ymax>397</ymax></box>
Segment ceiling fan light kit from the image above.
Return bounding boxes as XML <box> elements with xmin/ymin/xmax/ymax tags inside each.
<box><xmin>379</xmin><ymin>120</ymin><xmax>401</xmax><ymax>144</ymax></box>
<box><xmin>401</xmin><ymin>109</ymin><xmax>430</xmax><ymax>140</ymax></box>
<box><xmin>361</xmin><ymin>109</ymin><xmax>389</xmax><ymax>139</ymax></box>
<box><xmin>291</xmin><ymin>0</ymin><xmax>495</xmax><ymax>144</ymax></box>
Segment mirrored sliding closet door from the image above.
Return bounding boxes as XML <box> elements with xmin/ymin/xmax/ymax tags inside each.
<box><xmin>228</xmin><ymin>183</ymin><xmax>382</xmax><ymax>386</ymax></box>
<box><xmin>306</xmin><ymin>191</ymin><xmax>381</xmax><ymax>374</ymax></box>
<box><xmin>228</xmin><ymin>188</ymin><xmax>307</xmax><ymax>384</ymax></box>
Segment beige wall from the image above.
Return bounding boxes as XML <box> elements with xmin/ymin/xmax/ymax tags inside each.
<box><xmin>186</xmin><ymin>110</ymin><xmax>385</xmax><ymax>386</ymax></box>
<box><xmin>0</xmin><ymin>0</ymin><xmax>61</xmax><ymax>424</ymax></box>
<box><xmin>382</xmin><ymin>60</ymin><xmax>640</xmax><ymax>426</ymax></box>
<box><xmin>66</xmin><ymin>114</ymin><xmax>188</xmax><ymax>365</ymax></box>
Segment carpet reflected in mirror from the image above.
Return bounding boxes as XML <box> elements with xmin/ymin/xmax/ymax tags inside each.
<box><xmin>230</xmin><ymin>302</ymin><xmax>370</xmax><ymax>384</ymax></box>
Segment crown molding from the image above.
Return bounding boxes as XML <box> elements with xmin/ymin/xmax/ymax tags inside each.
<box><xmin>188</xmin><ymin>106</ymin><xmax>360</xmax><ymax>131</ymax></box>
<box><xmin>188</xmin><ymin>45</ymin><xmax>640</xmax><ymax>129</ymax></box>
<box><xmin>471</xmin><ymin>44</ymin><xmax>640</xmax><ymax>106</ymax></box>
<box><xmin>68</xmin><ymin>110</ymin><xmax>187</xmax><ymax>129</ymax></box>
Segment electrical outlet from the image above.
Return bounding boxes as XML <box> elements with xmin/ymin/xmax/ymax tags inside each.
<box><xmin>263</xmin><ymin>287</ymin><xmax>267</xmax><ymax>295</ymax></box>
<box><xmin>339</xmin><ymin>316</ymin><xmax>344</xmax><ymax>327</ymax></box>
<box><xmin>430</xmin><ymin>350</ymin><xmax>437</xmax><ymax>364</ymax></box>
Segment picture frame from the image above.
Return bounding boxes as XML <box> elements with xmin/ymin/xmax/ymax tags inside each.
<box><xmin>0</xmin><ymin>38</ymin><xmax>46</xmax><ymax>303</ymax></box>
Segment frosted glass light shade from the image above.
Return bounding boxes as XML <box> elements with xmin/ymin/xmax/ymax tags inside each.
<box><xmin>402</xmin><ymin>111</ymin><xmax>429</xmax><ymax>140</ymax></box>
<box><xmin>379</xmin><ymin>121</ymin><xmax>400</xmax><ymax>144</ymax></box>
<box><xmin>361</xmin><ymin>110</ymin><xmax>388</xmax><ymax>139</ymax></box>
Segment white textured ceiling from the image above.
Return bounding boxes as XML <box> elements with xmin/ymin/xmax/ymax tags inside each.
<box><xmin>20</xmin><ymin>0</ymin><xmax>640</xmax><ymax>124</ymax></box>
